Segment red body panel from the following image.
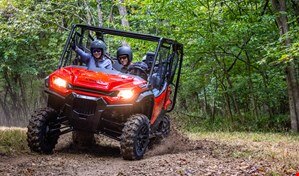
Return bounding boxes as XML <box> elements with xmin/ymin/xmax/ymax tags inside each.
<box><xmin>49</xmin><ymin>66</ymin><xmax>147</xmax><ymax>104</ymax></box>
<box><xmin>151</xmin><ymin>90</ymin><xmax>169</xmax><ymax>124</ymax></box>
<box><xmin>151</xmin><ymin>86</ymin><xmax>172</xmax><ymax>124</ymax></box>
<box><xmin>163</xmin><ymin>86</ymin><xmax>172</xmax><ymax>110</ymax></box>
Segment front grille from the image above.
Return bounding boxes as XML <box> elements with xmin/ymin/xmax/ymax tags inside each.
<box><xmin>71</xmin><ymin>85</ymin><xmax>117</xmax><ymax>96</ymax></box>
<box><xmin>73</xmin><ymin>98</ymin><xmax>97</xmax><ymax>115</ymax></box>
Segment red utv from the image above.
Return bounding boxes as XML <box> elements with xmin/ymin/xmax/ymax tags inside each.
<box><xmin>27</xmin><ymin>24</ymin><xmax>183</xmax><ymax>160</ymax></box>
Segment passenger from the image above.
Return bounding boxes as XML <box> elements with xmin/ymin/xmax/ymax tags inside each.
<box><xmin>116</xmin><ymin>46</ymin><xmax>133</xmax><ymax>73</ymax></box>
<box><xmin>71</xmin><ymin>40</ymin><xmax>112</xmax><ymax>70</ymax></box>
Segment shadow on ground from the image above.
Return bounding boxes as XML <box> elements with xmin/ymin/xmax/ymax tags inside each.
<box><xmin>55</xmin><ymin>134</ymin><xmax>121</xmax><ymax>158</ymax></box>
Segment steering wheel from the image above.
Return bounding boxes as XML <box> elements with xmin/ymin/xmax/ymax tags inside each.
<box><xmin>128</xmin><ymin>66</ymin><xmax>148</xmax><ymax>81</ymax></box>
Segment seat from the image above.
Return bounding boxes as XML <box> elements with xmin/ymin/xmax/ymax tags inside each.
<box><xmin>150</xmin><ymin>73</ymin><xmax>161</xmax><ymax>90</ymax></box>
<box><xmin>142</xmin><ymin>52</ymin><xmax>155</xmax><ymax>72</ymax></box>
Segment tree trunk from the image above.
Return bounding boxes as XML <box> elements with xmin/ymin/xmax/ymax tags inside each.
<box><xmin>96</xmin><ymin>0</ymin><xmax>103</xmax><ymax>27</ymax></box>
<box><xmin>224</xmin><ymin>92</ymin><xmax>233</xmax><ymax>118</ymax></box>
<box><xmin>291</xmin><ymin>0</ymin><xmax>299</xmax><ymax>24</ymax></box>
<box><xmin>260</xmin><ymin>72</ymin><xmax>274</xmax><ymax>118</ymax></box>
<box><xmin>203</xmin><ymin>87</ymin><xmax>208</xmax><ymax>116</ymax></box>
<box><xmin>118</xmin><ymin>0</ymin><xmax>129</xmax><ymax>46</ymax></box>
<box><xmin>225</xmin><ymin>73</ymin><xmax>241</xmax><ymax>115</ymax></box>
<box><xmin>18</xmin><ymin>78</ymin><xmax>29</xmax><ymax>118</ymax></box>
<box><xmin>271</xmin><ymin>0</ymin><xmax>299</xmax><ymax>132</ymax></box>
<box><xmin>218</xmin><ymin>79</ymin><xmax>233</xmax><ymax>118</ymax></box>
<box><xmin>286</xmin><ymin>63</ymin><xmax>299</xmax><ymax>131</ymax></box>
<box><xmin>118</xmin><ymin>0</ymin><xmax>130</xmax><ymax>28</ymax></box>
<box><xmin>0</xmin><ymin>96</ymin><xmax>11</xmax><ymax>123</ymax></box>
<box><xmin>245</xmin><ymin>51</ymin><xmax>258</xmax><ymax>118</ymax></box>
<box><xmin>179</xmin><ymin>97</ymin><xmax>188</xmax><ymax>111</ymax></box>
<box><xmin>83</xmin><ymin>0</ymin><xmax>93</xmax><ymax>26</ymax></box>
<box><xmin>211</xmin><ymin>76</ymin><xmax>218</xmax><ymax>121</ymax></box>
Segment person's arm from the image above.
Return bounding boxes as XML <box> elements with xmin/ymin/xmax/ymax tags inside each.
<box><xmin>74</xmin><ymin>47</ymin><xmax>90</xmax><ymax>63</ymax></box>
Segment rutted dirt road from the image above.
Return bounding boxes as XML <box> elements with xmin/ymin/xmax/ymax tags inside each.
<box><xmin>0</xmin><ymin>127</ymin><xmax>298</xmax><ymax>175</ymax></box>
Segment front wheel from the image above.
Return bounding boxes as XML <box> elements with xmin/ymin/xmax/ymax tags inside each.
<box><xmin>120</xmin><ymin>114</ymin><xmax>150</xmax><ymax>160</ymax></box>
<box><xmin>27</xmin><ymin>107</ymin><xmax>60</xmax><ymax>154</ymax></box>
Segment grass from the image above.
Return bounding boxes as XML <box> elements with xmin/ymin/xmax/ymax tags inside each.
<box><xmin>173</xmin><ymin>112</ymin><xmax>290</xmax><ymax>132</ymax></box>
<box><xmin>187</xmin><ymin>131</ymin><xmax>299</xmax><ymax>172</ymax></box>
<box><xmin>0</xmin><ymin>127</ymin><xmax>28</xmax><ymax>154</ymax></box>
<box><xmin>188</xmin><ymin>131</ymin><xmax>299</xmax><ymax>143</ymax></box>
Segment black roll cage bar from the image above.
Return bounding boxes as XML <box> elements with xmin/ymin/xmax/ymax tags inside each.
<box><xmin>58</xmin><ymin>24</ymin><xmax>183</xmax><ymax>112</ymax></box>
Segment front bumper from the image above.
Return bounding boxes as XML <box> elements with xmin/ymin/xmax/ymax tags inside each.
<box><xmin>47</xmin><ymin>90</ymin><xmax>133</xmax><ymax>139</ymax></box>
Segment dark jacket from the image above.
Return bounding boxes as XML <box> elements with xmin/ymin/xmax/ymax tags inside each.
<box><xmin>76</xmin><ymin>48</ymin><xmax>112</xmax><ymax>70</ymax></box>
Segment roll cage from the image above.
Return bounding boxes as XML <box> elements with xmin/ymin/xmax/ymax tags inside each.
<box><xmin>59</xmin><ymin>24</ymin><xmax>183</xmax><ymax>112</ymax></box>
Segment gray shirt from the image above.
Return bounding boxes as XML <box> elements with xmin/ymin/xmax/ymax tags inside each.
<box><xmin>76</xmin><ymin>48</ymin><xmax>112</xmax><ymax>70</ymax></box>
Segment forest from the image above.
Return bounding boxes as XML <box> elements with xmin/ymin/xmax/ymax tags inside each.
<box><xmin>0</xmin><ymin>0</ymin><xmax>299</xmax><ymax>132</ymax></box>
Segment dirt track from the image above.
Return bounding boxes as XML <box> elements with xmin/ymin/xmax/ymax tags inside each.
<box><xmin>0</xmin><ymin>128</ymin><xmax>295</xmax><ymax>175</ymax></box>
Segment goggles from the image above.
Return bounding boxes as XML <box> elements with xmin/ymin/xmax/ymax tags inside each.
<box><xmin>93</xmin><ymin>49</ymin><xmax>102</xmax><ymax>53</ymax></box>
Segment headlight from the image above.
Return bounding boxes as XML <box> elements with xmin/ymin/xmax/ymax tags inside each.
<box><xmin>53</xmin><ymin>77</ymin><xmax>67</xmax><ymax>88</ymax></box>
<box><xmin>49</xmin><ymin>76</ymin><xmax>71</xmax><ymax>95</ymax></box>
<box><xmin>118</xmin><ymin>90</ymin><xmax>134</xmax><ymax>99</ymax></box>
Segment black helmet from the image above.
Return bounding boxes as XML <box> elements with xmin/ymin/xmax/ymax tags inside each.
<box><xmin>117</xmin><ymin>46</ymin><xmax>132</xmax><ymax>65</ymax></box>
<box><xmin>90</xmin><ymin>40</ymin><xmax>107</xmax><ymax>55</ymax></box>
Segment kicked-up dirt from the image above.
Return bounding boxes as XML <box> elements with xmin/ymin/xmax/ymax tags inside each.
<box><xmin>0</xmin><ymin>125</ymin><xmax>298</xmax><ymax>175</ymax></box>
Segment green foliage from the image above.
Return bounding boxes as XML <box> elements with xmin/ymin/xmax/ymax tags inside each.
<box><xmin>0</xmin><ymin>0</ymin><xmax>88</xmax><ymax>122</ymax></box>
<box><xmin>175</xmin><ymin>112</ymin><xmax>290</xmax><ymax>133</ymax></box>
<box><xmin>0</xmin><ymin>129</ymin><xmax>27</xmax><ymax>154</ymax></box>
<box><xmin>126</xmin><ymin>0</ymin><xmax>293</xmax><ymax>126</ymax></box>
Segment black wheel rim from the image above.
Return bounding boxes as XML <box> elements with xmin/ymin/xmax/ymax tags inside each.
<box><xmin>136</xmin><ymin>125</ymin><xmax>149</xmax><ymax>156</ymax></box>
<box><xmin>42</xmin><ymin>121</ymin><xmax>52</xmax><ymax>144</ymax></box>
<box><xmin>41</xmin><ymin>120</ymin><xmax>59</xmax><ymax>149</ymax></box>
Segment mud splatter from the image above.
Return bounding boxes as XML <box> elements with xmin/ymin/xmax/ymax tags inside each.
<box><xmin>146</xmin><ymin>124</ymin><xmax>202</xmax><ymax>157</ymax></box>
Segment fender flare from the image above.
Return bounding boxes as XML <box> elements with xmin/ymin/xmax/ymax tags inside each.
<box><xmin>135</xmin><ymin>90</ymin><xmax>154</xmax><ymax>103</ymax></box>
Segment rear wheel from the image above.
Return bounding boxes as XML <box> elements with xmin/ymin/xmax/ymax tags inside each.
<box><xmin>158</xmin><ymin>114</ymin><xmax>170</xmax><ymax>138</ymax></box>
<box><xmin>149</xmin><ymin>114</ymin><xmax>170</xmax><ymax>148</ymax></box>
<box><xmin>27</xmin><ymin>107</ymin><xmax>60</xmax><ymax>154</ymax></box>
<box><xmin>120</xmin><ymin>114</ymin><xmax>150</xmax><ymax>160</ymax></box>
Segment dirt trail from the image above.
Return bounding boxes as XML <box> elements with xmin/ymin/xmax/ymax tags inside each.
<box><xmin>0</xmin><ymin>127</ymin><xmax>293</xmax><ymax>175</ymax></box>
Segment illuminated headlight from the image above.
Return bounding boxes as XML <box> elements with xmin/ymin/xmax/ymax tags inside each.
<box><xmin>118</xmin><ymin>90</ymin><xmax>134</xmax><ymax>99</ymax></box>
<box><xmin>53</xmin><ymin>77</ymin><xmax>67</xmax><ymax>88</ymax></box>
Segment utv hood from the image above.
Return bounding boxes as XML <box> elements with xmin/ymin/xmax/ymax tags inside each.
<box><xmin>50</xmin><ymin>66</ymin><xmax>146</xmax><ymax>92</ymax></box>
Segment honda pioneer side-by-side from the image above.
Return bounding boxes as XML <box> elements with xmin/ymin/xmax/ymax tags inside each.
<box><xmin>27</xmin><ymin>24</ymin><xmax>183</xmax><ymax>160</ymax></box>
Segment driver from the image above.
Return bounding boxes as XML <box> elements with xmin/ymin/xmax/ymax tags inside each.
<box><xmin>71</xmin><ymin>40</ymin><xmax>112</xmax><ymax>70</ymax></box>
<box><xmin>116</xmin><ymin>46</ymin><xmax>133</xmax><ymax>73</ymax></box>
<box><xmin>116</xmin><ymin>46</ymin><xmax>148</xmax><ymax>80</ymax></box>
